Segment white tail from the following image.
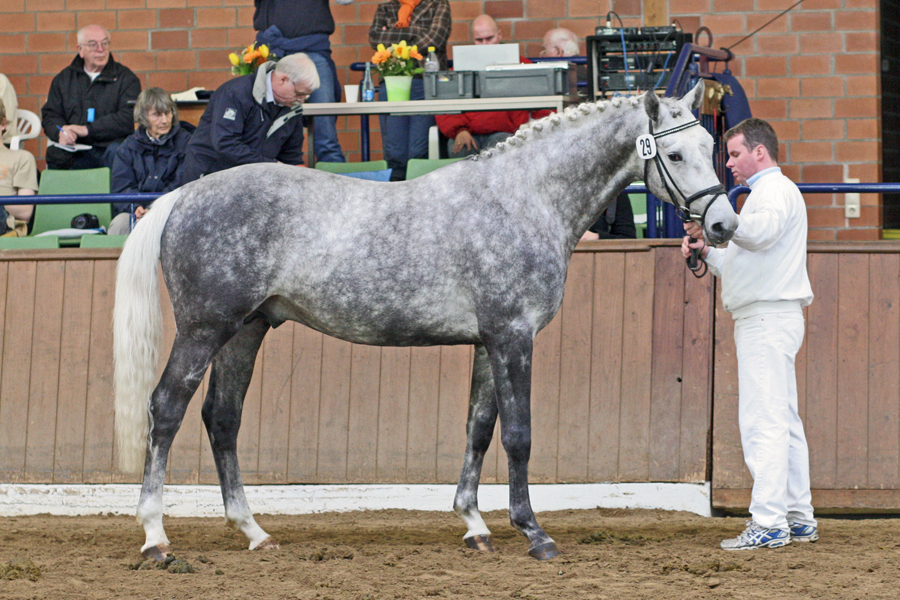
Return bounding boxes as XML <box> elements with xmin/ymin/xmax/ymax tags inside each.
<box><xmin>113</xmin><ymin>190</ymin><xmax>180</xmax><ymax>473</ymax></box>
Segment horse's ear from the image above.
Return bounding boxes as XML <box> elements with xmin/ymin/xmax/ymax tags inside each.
<box><xmin>681</xmin><ymin>80</ymin><xmax>705</xmax><ymax>112</ymax></box>
<box><xmin>644</xmin><ymin>91</ymin><xmax>660</xmax><ymax>123</ymax></box>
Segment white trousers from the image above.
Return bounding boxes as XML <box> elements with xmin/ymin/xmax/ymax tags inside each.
<box><xmin>734</xmin><ymin>307</ymin><xmax>816</xmax><ymax>531</ymax></box>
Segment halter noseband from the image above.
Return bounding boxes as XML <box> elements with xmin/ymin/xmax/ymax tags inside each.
<box><xmin>641</xmin><ymin>119</ymin><xmax>726</xmax><ymax>226</ymax></box>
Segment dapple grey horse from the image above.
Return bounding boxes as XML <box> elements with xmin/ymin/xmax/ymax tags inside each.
<box><xmin>114</xmin><ymin>82</ymin><xmax>738</xmax><ymax>561</ymax></box>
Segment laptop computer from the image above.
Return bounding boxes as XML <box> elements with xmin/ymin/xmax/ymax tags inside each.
<box><xmin>451</xmin><ymin>43</ymin><xmax>520</xmax><ymax>71</ymax></box>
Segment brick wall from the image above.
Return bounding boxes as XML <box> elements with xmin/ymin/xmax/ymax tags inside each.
<box><xmin>0</xmin><ymin>0</ymin><xmax>882</xmax><ymax>239</ymax></box>
<box><xmin>668</xmin><ymin>0</ymin><xmax>881</xmax><ymax>240</ymax></box>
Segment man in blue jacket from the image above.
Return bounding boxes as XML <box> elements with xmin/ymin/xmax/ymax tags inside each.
<box><xmin>178</xmin><ymin>53</ymin><xmax>320</xmax><ymax>185</ymax></box>
<box><xmin>41</xmin><ymin>25</ymin><xmax>141</xmax><ymax>170</ymax></box>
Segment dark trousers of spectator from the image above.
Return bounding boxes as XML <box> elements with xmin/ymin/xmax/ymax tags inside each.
<box><xmin>378</xmin><ymin>79</ymin><xmax>434</xmax><ymax>181</ymax></box>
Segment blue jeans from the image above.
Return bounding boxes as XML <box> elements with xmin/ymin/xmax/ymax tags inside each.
<box><xmin>378</xmin><ymin>79</ymin><xmax>434</xmax><ymax>180</ymax></box>
<box><xmin>305</xmin><ymin>51</ymin><xmax>345</xmax><ymax>163</ymax></box>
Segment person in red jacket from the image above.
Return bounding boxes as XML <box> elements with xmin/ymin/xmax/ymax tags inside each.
<box><xmin>435</xmin><ymin>14</ymin><xmax>549</xmax><ymax>158</ymax></box>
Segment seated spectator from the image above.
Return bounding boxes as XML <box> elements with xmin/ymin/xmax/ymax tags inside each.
<box><xmin>0</xmin><ymin>103</ymin><xmax>36</xmax><ymax>236</ymax></box>
<box><xmin>0</xmin><ymin>73</ymin><xmax>18</xmax><ymax>145</ymax></box>
<box><xmin>540</xmin><ymin>28</ymin><xmax>579</xmax><ymax>58</ymax></box>
<box><xmin>369</xmin><ymin>0</ymin><xmax>451</xmax><ymax>180</ymax></box>
<box><xmin>41</xmin><ymin>25</ymin><xmax>141</xmax><ymax>171</ymax></box>
<box><xmin>108</xmin><ymin>88</ymin><xmax>194</xmax><ymax>236</ymax></box>
<box><xmin>540</xmin><ymin>27</ymin><xmax>587</xmax><ymax>89</ymax></box>
<box><xmin>580</xmin><ymin>192</ymin><xmax>637</xmax><ymax>240</ymax></box>
<box><xmin>179</xmin><ymin>52</ymin><xmax>320</xmax><ymax>185</ymax></box>
<box><xmin>435</xmin><ymin>15</ymin><xmax>549</xmax><ymax>158</ymax></box>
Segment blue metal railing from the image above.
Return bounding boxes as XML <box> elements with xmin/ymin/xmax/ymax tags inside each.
<box><xmin>0</xmin><ymin>193</ymin><xmax>160</xmax><ymax>206</ymax></box>
<box><xmin>5</xmin><ymin>182</ymin><xmax>894</xmax><ymax>241</ymax></box>
<box><xmin>728</xmin><ymin>182</ymin><xmax>900</xmax><ymax>205</ymax></box>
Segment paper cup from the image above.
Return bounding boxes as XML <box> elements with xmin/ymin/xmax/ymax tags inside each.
<box><xmin>344</xmin><ymin>84</ymin><xmax>360</xmax><ymax>103</ymax></box>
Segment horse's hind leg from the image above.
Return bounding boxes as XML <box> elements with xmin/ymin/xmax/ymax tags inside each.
<box><xmin>138</xmin><ymin>327</ymin><xmax>237</xmax><ymax>560</ymax></box>
<box><xmin>201</xmin><ymin>317</ymin><xmax>277</xmax><ymax>551</ymax></box>
<box><xmin>485</xmin><ymin>333</ymin><xmax>559</xmax><ymax>560</ymax></box>
<box><xmin>454</xmin><ymin>344</ymin><xmax>499</xmax><ymax>552</ymax></box>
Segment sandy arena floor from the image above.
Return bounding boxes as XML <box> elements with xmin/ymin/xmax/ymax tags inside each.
<box><xmin>2</xmin><ymin>508</ymin><xmax>898</xmax><ymax>599</ymax></box>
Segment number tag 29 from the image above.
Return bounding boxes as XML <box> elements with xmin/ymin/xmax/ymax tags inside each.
<box><xmin>636</xmin><ymin>134</ymin><xmax>657</xmax><ymax>159</ymax></box>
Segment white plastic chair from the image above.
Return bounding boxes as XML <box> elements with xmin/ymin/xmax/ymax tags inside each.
<box><xmin>11</xmin><ymin>108</ymin><xmax>40</xmax><ymax>150</ymax></box>
<box><xmin>428</xmin><ymin>125</ymin><xmax>441</xmax><ymax>160</ymax></box>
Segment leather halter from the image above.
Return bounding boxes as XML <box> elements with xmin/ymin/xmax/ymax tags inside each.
<box><xmin>642</xmin><ymin>118</ymin><xmax>726</xmax><ymax>226</ymax></box>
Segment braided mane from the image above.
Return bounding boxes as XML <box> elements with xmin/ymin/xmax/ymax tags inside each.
<box><xmin>468</xmin><ymin>95</ymin><xmax>645</xmax><ymax>161</ymax></box>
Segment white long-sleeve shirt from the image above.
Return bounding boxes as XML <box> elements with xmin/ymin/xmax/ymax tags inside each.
<box><xmin>704</xmin><ymin>168</ymin><xmax>814</xmax><ymax>315</ymax></box>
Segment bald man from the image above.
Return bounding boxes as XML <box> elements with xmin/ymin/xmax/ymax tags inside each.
<box><xmin>42</xmin><ymin>25</ymin><xmax>141</xmax><ymax>170</ymax></box>
<box><xmin>541</xmin><ymin>28</ymin><xmax>579</xmax><ymax>57</ymax></box>
<box><xmin>436</xmin><ymin>15</ymin><xmax>549</xmax><ymax>158</ymax></box>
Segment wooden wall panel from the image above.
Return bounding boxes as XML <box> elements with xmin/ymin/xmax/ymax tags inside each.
<box><xmin>0</xmin><ymin>262</ymin><xmax>33</xmax><ymax>481</ymax></box>
<box><xmin>649</xmin><ymin>249</ymin><xmax>686</xmax><ymax>482</ymax></box>
<box><xmin>680</xmin><ymin>266</ymin><xmax>715</xmax><ymax>482</ymax></box>
<box><xmin>53</xmin><ymin>261</ymin><xmax>94</xmax><ymax>483</ymax></box>
<box><xmin>868</xmin><ymin>254</ymin><xmax>900</xmax><ymax>489</ymax></box>
<box><xmin>804</xmin><ymin>253</ymin><xmax>839</xmax><ymax>489</ymax></box>
<box><xmin>588</xmin><ymin>252</ymin><xmax>626</xmax><ymax>482</ymax></box>
<box><xmin>85</xmin><ymin>261</ymin><xmax>119</xmax><ymax>483</ymax></box>
<box><xmin>2</xmin><ymin>243</ymin><xmax>717</xmax><ymax>488</ymax></box>
<box><xmin>617</xmin><ymin>251</ymin><xmax>656</xmax><ymax>481</ymax></box>
<box><xmin>557</xmin><ymin>252</ymin><xmax>594</xmax><ymax>482</ymax></box>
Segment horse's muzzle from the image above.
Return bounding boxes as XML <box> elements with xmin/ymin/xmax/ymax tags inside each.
<box><xmin>703</xmin><ymin>196</ymin><xmax>739</xmax><ymax>246</ymax></box>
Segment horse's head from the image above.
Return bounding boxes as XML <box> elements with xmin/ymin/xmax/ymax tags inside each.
<box><xmin>640</xmin><ymin>82</ymin><xmax>738</xmax><ymax>246</ymax></box>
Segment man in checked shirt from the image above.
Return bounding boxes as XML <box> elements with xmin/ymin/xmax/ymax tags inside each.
<box><xmin>369</xmin><ymin>0</ymin><xmax>451</xmax><ymax>180</ymax></box>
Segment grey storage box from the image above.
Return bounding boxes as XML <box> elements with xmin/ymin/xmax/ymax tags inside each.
<box><xmin>476</xmin><ymin>63</ymin><xmax>577</xmax><ymax>98</ymax></box>
<box><xmin>424</xmin><ymin>71</ymin><xmax>476</xmax><ymax>100</ymax></box>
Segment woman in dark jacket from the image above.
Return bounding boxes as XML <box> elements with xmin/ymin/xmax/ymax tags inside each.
<box><xmin>108</xmin><ymin>87</ymin><xmax>193</xmax><ymax>235</ymax></box>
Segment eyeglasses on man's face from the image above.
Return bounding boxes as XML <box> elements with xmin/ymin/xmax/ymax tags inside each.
<box><xmin>81</xmin><ymin>39</ymin><xmax>110</xmax><ymax>51</ymax></box>
<box><xmin>287</xmin><ymin>88</ymin><xmax>311</xmax><ymax>102</ymax></box>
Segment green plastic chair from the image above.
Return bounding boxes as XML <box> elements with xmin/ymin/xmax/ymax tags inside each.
<box><xmin>80</xmin><ymin>234</ymin><xmax>128</xmax><ymax>248</ymax></box>
<box><xmin>35</xmin><ymin>168</ymin><xmax>112</xmax><ymax>246</ymax></box>
<box><xmin>405</xmin><ymin>158</ymin><xmax>463</xmax><ymax>180</ymax></box>
<box><xmin>315</xmin><ymin>160</ymin><xmax>388</xmax><ymax>174</ymax></box>
<box><xmin>0</xmin><ymin>235</ymin><xmax>60</xmax><ymax>249</ymax></box>
<box><xmin>627</xmin><ymin>182</ymin><xmax>647</xmax><ymax>239</ymax></box>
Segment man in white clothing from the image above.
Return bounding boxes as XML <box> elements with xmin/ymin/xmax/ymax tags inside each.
<box><xmin>682</xmin><ymin>118</ymin><xmax>817</xmax><ymax>551</ymax></box>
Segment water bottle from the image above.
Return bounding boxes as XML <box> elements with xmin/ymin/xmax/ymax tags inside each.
<box><xmin>361</xmin><ymin>62</ymin><xmax>375</xmax><ymax>102</ymax></box>
<box><xmin>424</xmin><ymin>46</ymin><xmax>439</xmax><ymax>72</ymax></box>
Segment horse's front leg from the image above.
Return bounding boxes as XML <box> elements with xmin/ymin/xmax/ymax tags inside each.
<box><xmin>485</xmin><ymin>333</ymin><xmax>559</xmax><ymax>560</ymax></box>
<box><xmin>454</xmin><ymin>344</ymin><xmax>499</xmax><ymax>552</ymax></box>
<box><xmin>202</xmin><ymin>318</ymin><xmax>278</xmax><ymax>551</ymax></box>
<box><xmin>138</xmin><ymin>329</ymin><xmax>232</xmax><ymax>560</ymax></box>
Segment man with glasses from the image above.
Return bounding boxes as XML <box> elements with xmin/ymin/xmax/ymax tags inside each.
<box><xmin>178</xmin><ymin>52</ymin><xmax>320</xmax><ymax>185</ymax></box>
<box><xmin>41</xmin><ymin>25</ymin><xmax>141</xmax><ymax>170</ymax></box>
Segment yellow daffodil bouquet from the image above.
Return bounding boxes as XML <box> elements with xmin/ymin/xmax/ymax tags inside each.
<box><xmin>229</xmin><ymin>42</ymin><xmax>273</xmax><ymax>76</ymax></box>
<box><xmin>371</xmin><ymin>40</ymin><xmax>424</xmax><ymax>77</ymax></box>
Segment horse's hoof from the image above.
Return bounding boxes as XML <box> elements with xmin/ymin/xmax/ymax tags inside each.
<box><xmin>528</xmin><ymin>541</ymin><xmax>560</xmax><ymax>560</ymax></box>
<box><xmin>464</xmin><ymin>534</ymin><xmax>495</xmax><ymax>553</ymax></box>
<box><xmin>141</xmin><ymin>544</ymin><xmax>172</xmax><ymax>562</ymax></box>
<box><xmin>254</xmin><ymin>537</ymin><xmax>280</xmax><ymax>551</ymax></box>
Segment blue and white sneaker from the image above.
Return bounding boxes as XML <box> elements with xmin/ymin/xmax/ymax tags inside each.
<box><xmin>720</xmin><ymin>520</ymin><xmax>791</xmax><ymax>551</ymax></box>
<box><xmin>788</xmin><ymin>521</ymin><xmax>819</xmax><ymax>543</ymax></box>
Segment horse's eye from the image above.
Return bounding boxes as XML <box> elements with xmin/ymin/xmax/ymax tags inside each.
<box><xmin>668</xmin><ymin>153</ymin><xmax>683</xmax><ymax>162</ymax></box>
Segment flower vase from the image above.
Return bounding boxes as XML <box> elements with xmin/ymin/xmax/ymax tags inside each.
<box><xmin>383</xmin><ymin>75</ymin><xmax>413</xmax><ymax>101</ymax></box>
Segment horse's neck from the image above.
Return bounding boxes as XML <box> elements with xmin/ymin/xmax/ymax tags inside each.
<box><xmin>509</xmin><ymin>105</ymin><xmax>644</xmax><ymax>240</ymax></box>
